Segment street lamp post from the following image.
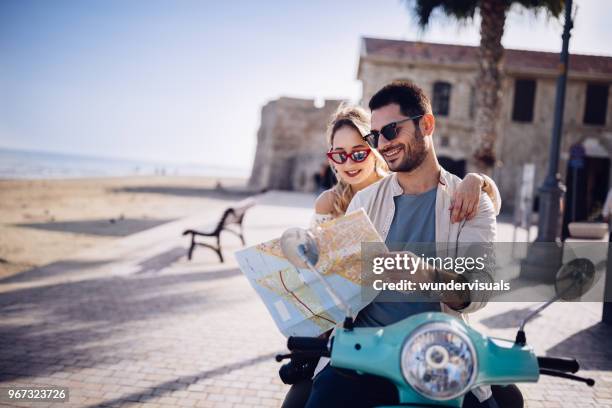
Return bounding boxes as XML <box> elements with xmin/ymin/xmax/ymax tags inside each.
<box><xmin>520</xmin><ymin>0</ymin><xmax>572</xmax><ymax>282</ymax></box>
<box><xmin>536</xmin><ymin>0</ymin><xmax>573</xmax><ymax>243</ymax></box>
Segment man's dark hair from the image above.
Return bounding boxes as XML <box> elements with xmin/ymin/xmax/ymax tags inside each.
<box><xmin>368</xmin><ymin>81</ymin><xmax>432</xmax><ymax>122</ymax></box>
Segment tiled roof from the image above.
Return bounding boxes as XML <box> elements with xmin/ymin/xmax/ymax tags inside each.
<box><xmin>362</xmin><ymin>37</ymin><xmax>612</xmax><ymax>77</ymax></box>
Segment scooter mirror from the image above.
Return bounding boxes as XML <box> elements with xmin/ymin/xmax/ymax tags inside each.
<box><xmin>280</xmin><ymin>227</ymin><xmax>355</xmax><ymax>327</ymax></box>
<box><xmin>554</xmin><ymin>258</ymin><xmax>595</xmax><ymax>301</ymax></box>
<box><xmin>280</xmin><ymin>227</ymin><xmax>319</xmax><ymax>269</ymax></box>
<box><xmin>516</xmin><ymin>257</ymin><xmax>596</xmax><ymax>345</ymax></box>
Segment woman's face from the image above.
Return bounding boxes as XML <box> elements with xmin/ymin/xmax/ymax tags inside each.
<box><xmin>329</xmin><ymin>125</ymin><xmax>376</xmax><ymax>186</ymax></box>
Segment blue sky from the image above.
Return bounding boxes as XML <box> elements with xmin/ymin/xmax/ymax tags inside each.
<box><xmin>1</xmin><ymin>0</ymin><xmax>610</xmax><ymax>171</ymax></box>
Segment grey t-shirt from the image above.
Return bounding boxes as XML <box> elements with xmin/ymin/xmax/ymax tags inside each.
<box><xmin>355</xmin><ymin>186</ymin><xmax>441</xmax><ymax>327</ymax></box>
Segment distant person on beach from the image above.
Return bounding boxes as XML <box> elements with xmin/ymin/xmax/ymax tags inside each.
<box><xmin>313</xmin><ymin>163</ymin><xmax>335</xmax><ymax>195</ymax></box>
<box><xmin>281</xmin><ymin>102</ymin><xmax>502</xmax><ymax>408</ymax></box>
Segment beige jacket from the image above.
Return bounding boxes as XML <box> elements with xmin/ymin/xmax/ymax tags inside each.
<box><xmin>345</xmin><ymin>167</ymin><xmax>497</xmax><ymax>316</ymax></box>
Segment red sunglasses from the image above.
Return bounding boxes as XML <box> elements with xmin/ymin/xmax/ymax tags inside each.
<box><xmin>326</xmin><ymin>147</ymin><xmax>371</xmax><ymax>164</ymax></box>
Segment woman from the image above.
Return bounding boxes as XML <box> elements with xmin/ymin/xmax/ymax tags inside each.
<box><xmin>282</xmin><ymin>104</ymin><xmax>501</xmax><ymax>408</ymax></box>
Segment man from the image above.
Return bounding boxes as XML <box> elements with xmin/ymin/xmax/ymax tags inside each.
<box><xmin>304</xmin><ymin>81</ymin><xmax>502</xmax><ymax>408</ymax></box>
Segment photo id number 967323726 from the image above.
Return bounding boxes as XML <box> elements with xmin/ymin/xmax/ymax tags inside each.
<box><xmin>1</xmin><ymin>387</ymin><xmax>69</xmax><ymax>402</ymax></box>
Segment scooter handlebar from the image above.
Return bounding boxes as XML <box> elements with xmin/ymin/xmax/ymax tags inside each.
<box><xmin>287</xmin><ymin>336</ymin><xmax>329</xmax><ymax>352</ymax></box>
<box><xmin>537</xmin><ymin>356</ymin><xmax>580</xmax><ymax>373</ymax></box>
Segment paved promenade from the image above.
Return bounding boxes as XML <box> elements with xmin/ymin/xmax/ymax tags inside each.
<box><xmin>1</xmin><ymin>191</ymin><xmax>611</xmax><ymax>407</ymax></box>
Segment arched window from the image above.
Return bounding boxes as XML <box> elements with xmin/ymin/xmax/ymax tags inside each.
<box><xmin>432</xmin><ymin>81</ymin><xmax>452</xmax><ymax>116</ymax></box>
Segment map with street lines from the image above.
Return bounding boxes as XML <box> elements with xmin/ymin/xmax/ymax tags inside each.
<box><xmin>235</xmin><ymin>209</ymin><xmax>385</xmax><ymax>337</ymax></box>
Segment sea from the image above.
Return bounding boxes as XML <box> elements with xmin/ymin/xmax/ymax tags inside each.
<box><xmin>0</xmin><ymin>148</ymin><xmax>250</xmax><ymax>180</ymax></box>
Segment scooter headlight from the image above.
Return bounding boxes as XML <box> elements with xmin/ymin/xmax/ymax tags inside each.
<box><xmin>400</xmin><ymin>322</ymin><xmax>477</xmax><ymax>401</ymax></box>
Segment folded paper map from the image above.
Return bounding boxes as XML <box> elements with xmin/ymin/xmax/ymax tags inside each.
<box><xmin>234</xmin><ymin>209</ymin><xmax>385</xmax><ymax>337</ymax></box>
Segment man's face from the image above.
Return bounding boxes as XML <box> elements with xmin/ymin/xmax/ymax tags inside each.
<box><xmin>371</xmin><ymin>103</ymin><xmax>428</xmax><ymax>173</ymax></box>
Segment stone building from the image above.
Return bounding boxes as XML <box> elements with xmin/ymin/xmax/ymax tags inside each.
<box><xmin>249</xmin><ymin>97</ymin><xmax>342</xmax><ymax>192</ymax></box>
<box><xmin>358</xmin><ymin>37</ymin><xmax>612</xmax><ymax>210</ymax></box>
<box><xmin>250</xmin><ymin>37</ymin><xmax>612</xmax><ymax>213</ymax></box>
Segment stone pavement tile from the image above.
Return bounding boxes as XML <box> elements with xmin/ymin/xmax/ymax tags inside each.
<box><xmin>256</xmin><ymin>389</ymin><xmax>277</xmax><ymax>399</ymax></box>
<box><xmin>175</xmin><ymin>397</ymin><xmax>199</xmax><ymax>407</ymax></box>
<box><xmin>193</xmin><ymin>401</ymin><xmax>217</xmax><ymax>408</ymax></box>
<box><xmin>237</xmin><ymin>388</ymin><xmax>258</xmax><ymax>397</ymax></box>
<box><xmin>224</xmin><ymin>395</ymin><xmax>243</xmax><ymax>404</ymax></box>
<box><xmin>596</xmin><ymin>390</ymin><xmax>612</xmax><ymax>399</ymax></box>
<box><xmin>242</xmin><ymin>396</ymin><xmax>261</xmax><ymax>405</ymax></box>
<box><xmin>220</xmin><ymin>388</ymin><xmax>241</xmax><ymax>396</ymax></box>
<box><xmin>207</xmin><ymin>393</ymin><xmax>226</xmax><ymax>402</ymax></box>
<box><xmin>259</xmin><ymin>397</ymin><xmax>279</xmax><ymax>407</ymax></box>
<box><xmin>209</xmin><ymin>403</ymin><xmax>233</xmax><ymax>408</ymax></box>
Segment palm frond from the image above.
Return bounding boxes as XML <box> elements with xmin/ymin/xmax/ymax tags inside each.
<box><xmin>404</xmin><ymin>0</ymin><xmax>564</xmax><ymax>28</ymax></box>
<box><xmin>509</xmin><ymin>0</ymin><xmax>564</xmax><ymax>18</ymax></box>
<box><xmin>404</xmin><ymin>0</ymin><xmax>478</xmax><ymax>28</ymax></box>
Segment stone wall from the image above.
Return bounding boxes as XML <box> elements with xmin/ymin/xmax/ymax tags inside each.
<box><xmin>248</xmin><ymin>97</ymin><xmax>343</xmax><ymax>192</ymax></box>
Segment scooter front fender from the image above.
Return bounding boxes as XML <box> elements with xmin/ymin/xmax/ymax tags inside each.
<box><xmin>330</xmin><ymin>312</ymin><xmax>539</xmax><ymax>407</ymax></box>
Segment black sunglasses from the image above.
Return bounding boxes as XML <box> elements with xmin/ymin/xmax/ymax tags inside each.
<box><xmin>363</xmin><ymin>115</ymin><xmax>423</xmax><ymax>148</ymax></box>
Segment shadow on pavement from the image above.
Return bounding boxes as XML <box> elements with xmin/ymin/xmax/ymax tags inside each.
<box><xmin>0</xmin><ymin>259</ymin><xmax>113</xmax><ymax>284</ymax></box>
<box><xmin>478</xmin><ymin>306</ymin><xmax>540</xmax><ymax>329</ymax></box>
<box><xmin>1</xmin><ymin>245</ymin><xmax>188</xmax><ymax>284</ymax></box>
<box><xmin>0</xmin><ymin>267</ymin><xmax>247</xmax><ymax>382</ymax></box>
<box><xmin>112</xmin><ymin>186</ymin><xmax>254</xmax><ymax>199</ymax></box>
<box><xmin>17</xmin><ymin>218</ymin><xmax>175</xmax><ymax>237</ymax></box>
<box><xmin>85</xmin><ymin>352</ymin><xmax>279</xmax><ymax>408</ymax></box>
<box><xmin>134</xmin><ymin>246</ymin><xmax>187</xmax><ymax>274</ymax></box>
<box><xmin>546</xmin><ymin>322</ymin><xmax>612</xmax><ymax>371</ymax></box>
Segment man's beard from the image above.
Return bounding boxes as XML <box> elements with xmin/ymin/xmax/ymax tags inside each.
<box><xmin>387</xmin><ymin>128</ymin><xmax>428</xmax><ymax>173</ymax></box>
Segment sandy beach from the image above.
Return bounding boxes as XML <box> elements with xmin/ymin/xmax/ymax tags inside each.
<box><xmin>0</xmin><ymin>176</ymin><xmax>250</xmax><ymax>279</ymax></box>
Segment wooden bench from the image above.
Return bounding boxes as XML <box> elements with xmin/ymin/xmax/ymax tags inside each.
<box><xmin>182</xmin><ymin>198</ymin><xmax>255</xmax><ymax>262</ymax></box>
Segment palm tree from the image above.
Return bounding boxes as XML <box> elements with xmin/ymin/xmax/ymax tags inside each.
<box><xmin>405</xmin><ymin>0</ymin><xmax>564</xmax><ymax>172</ymax></box>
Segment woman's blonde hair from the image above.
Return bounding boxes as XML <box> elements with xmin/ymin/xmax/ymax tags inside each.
<box><xmin>326</xmin><ymin>104</ymin><xmax>389</xmax><ymax>216</ymax></box>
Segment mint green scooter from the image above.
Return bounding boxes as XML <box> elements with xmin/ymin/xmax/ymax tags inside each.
<box><xmin>276</xmin><ymin>228</ymin><xmax>595</xmax><ymax>407</ymax></box>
